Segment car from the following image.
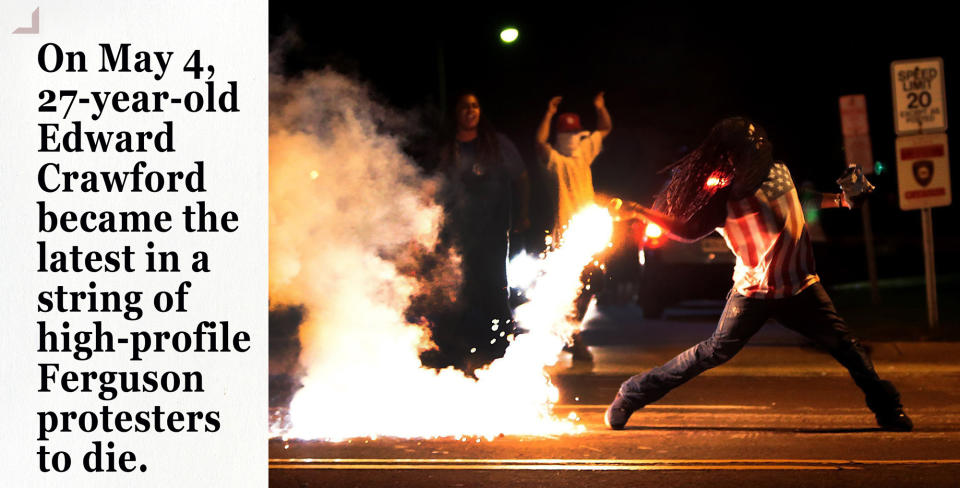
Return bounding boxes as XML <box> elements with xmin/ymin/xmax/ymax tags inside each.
<box><xmin>633</xmin><ymin>221</ymin><xmax>735</xmax><ymax>318</ymax></box>
<box><xmin>594</xmin><ymin>218</ymin><xmax>735</xmax><ymax>318</ymax></box>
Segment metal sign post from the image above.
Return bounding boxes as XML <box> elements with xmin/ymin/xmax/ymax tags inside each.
<box><xmin>921</xmin><ymin>208</ymin><xmax>938</xmax><ymax>329</ymax></box>
<box><xmin>839</xmin><ymin>94</ymin><xmax>880</xmax><ymax>304</ymax></box>
<box><xmin>895</xmin><ymin>133</ymin><xmax>951</xmax><ymax>333</ymax></box>
<box><xmin>892</xmin><ymin>57</ymin><xmax>950</xmax><ymax>333</ymax></box>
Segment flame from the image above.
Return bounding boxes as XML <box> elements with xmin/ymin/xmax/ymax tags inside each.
<box><xmin>275</xmin><ymin>206</ymin><xmax>611</xmax><ymax>441</ymax></box>
<box><xmin>507</xmin><ymin>252</ymin><xmax>541</xmax><ymax>290</ymax></box>
<box><xmin>513</xmin><ymin>206</ymin><xmax>611</xmax><ymax>335</ymax></box>
<box><xmin>645</xmin><ymin>223</ymin><xmax>663</xmax><ymax>239</ymax></box>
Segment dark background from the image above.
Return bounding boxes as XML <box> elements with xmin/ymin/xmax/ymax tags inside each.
<box><xmin>269</xmin><ymin>7</ymin><xmax>959</xmax><ymax>284</ymax></box>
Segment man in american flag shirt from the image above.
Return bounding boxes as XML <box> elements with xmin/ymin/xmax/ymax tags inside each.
<box><xmin>604</xmin><ymin>117</ymin><xmax>912</xmax><ymax>432</ymax></box>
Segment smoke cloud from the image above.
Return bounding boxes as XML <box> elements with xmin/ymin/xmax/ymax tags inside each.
<box><xmin>270</xmin><ymin>68</ymin><xmax>447</xmax><ymax>367</ymax></box>
<box><xmin>269</xmin><ymin>69</ymin><xmax>599</xmax><ymax>440</ymax></box>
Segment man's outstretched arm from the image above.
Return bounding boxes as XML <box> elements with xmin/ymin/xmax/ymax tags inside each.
<box><xmin>801</xmin><ymin>190</ymin><xmax>850</xmax><ymax>209</ymax></box>
<box><xmin>801</xmin><ymin>165</ymin><xmax>875</xmax><ymax>210</ymax></box>
<box><xmin>611</xmin><ymin>191</ymin><xmax>728</xmax><ymax>243</ymax></box>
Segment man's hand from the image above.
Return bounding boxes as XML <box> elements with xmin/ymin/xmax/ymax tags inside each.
<box><xmin>594</xmin><ymin>91</ymin><xmax>606</xmax><ymax>109</ymax></box>
<box><xmin>547</xmin><ymin>96</ymin><xmax>562</xmax><ymax>115</ymax></box>
<box><xmin>594</xmin><ymin>91</ymin><xmax>612</xmax><ymax>137</ymax></box>
<box><xmin>839</xmin><ymin>193</ymin><xmax>852</xmax><ymax>209</ymax></box>
<box><xmin>836</xmin><ymin>165</ymin><xmax>875</xmax><ymax>208</ymax></box>
<box><xmin>537</xmin><ymin>97</ymin><xmax>562</xmax><ymax>161</ymax></box>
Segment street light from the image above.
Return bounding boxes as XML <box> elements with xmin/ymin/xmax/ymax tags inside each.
<box><xmin>500</xmin><ymin>27</ymin><xmax>519</xmax><ymax>44</ymax></box>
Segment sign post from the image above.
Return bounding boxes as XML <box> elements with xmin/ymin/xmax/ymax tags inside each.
<box><xmin>892</xmin><ymin>57</ymin><xmax>949</xmax><ymax>333</ymax></box>
<box><xmin>895</xmin><ymin>133</ymin><xmax>951</xmax><ymax>331</ymax></box>
<box><xmin>839</xmin><ymin>94</ymin><xmax>880</xmax><ymax>304</ymax></box>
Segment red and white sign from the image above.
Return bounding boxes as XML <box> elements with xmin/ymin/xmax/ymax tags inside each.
<box><xmin>840</xmin><ymin>95</ymin><xmax>870</xmax><ymax>136</ymax></box>
<box><xmin>896</xmin><ymin>133</ymin><xmax>952</xmax><ymax>210</ymax></box>
<box><xmin>839</xmin><ymin>94</ymin><xmax>874</xmax><ymax>173</ymax></box>
<box><xmin>891</xmin><ymin>58</ymin><xmax>948</xmax><ymax>134</ymax></box>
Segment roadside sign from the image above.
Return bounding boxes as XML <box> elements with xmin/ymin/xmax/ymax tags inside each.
<box><xmin>896</xmin><ymin>133</ymin><xmax>951</xmax><ymax>210</ymax></box>
<box><xmin>840</xmin><ymin>95</ymin><xmax>870</xmax><ymax>136</ymax></box>
<box><xmin>891</xmin><ymin>59</ymin><xmax>948</xmax><ymax>332</ymax></box>
<box><xmin>839</xmin><ymin>94</ymin><xmax>874</xmax><ymax>173</ymax></box>
<box><xmin>891</xmin><ymin>58</ymin><xmax>948</xmax><ymax>134</ymax></box>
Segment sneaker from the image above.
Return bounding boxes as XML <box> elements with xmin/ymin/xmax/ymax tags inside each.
<box><xmin>876</xmin><ymin>408</ymin><xmax>913</xmax><ymax>432</ymax></box>
<box><xmin>604</xmin><ymin>392</ymin><xmax>638</xmax><ymax>430</ymax></box>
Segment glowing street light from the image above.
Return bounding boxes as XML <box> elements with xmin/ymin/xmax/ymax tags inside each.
<box><xmin>500</xmin><ymin>27</ymin><xmax>519</xmax><ymax>44</ymax></box>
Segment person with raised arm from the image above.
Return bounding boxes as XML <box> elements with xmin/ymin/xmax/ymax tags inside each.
<box><xmin>536</xmin><ymin>92</ymin><xmax>613</xmax><ymax>364</ymax></box>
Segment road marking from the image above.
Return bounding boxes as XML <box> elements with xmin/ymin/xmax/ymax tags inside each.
<box><xmin>270</xmin><ymin>458</ymin><xmax>960</xmax><ymax>465</ymax></box>
<box><xmin>269</xmin><ymin>458</ymin><xmax>960</xmax><ymax>471</ymax></box>
<box><xmin>555</xmin><ymin>404</ymin><xmax>771</xmax><ymax>410</ymax></box>
<box><xmin>269</xmin><ymin>463</ymin><xmax>842</xmax><ymax>471</ymax></box>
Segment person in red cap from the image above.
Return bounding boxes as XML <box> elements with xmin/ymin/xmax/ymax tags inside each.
<box><xmin>535</xmin><ymin>92</ymin><xmax>613</xmax><ymax>363</ymax></box>
<box><xmin>536</xmin><ymin>93</ymin><xmax>612</xmax><ymax>229</ymax></box>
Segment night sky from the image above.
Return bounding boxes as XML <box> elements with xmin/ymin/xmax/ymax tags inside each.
<box><xmin>269</xmin><ymin>8</ymin><xmax>959</xmax><ymax>277</ymax></box>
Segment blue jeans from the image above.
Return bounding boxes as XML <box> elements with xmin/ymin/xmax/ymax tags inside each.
<box><xmin>619</xmin><ymin>283</ymin><xmax>901</xmax><ymax>413</ymax></box>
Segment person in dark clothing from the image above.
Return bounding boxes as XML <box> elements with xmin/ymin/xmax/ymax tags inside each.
<box><xmin>535</xmin><ymin>92</ymin><xmax>614</xmax><ymax>364</ymax></box>
<box><xmin>604</xmin><ymin>117</ymin><xmax>912</xmax><ymax>432</ymax></box>
<box><xmin>424</xmin><ymin>92</ymin><xmax>529</xmax><ymax>372</ymax></box>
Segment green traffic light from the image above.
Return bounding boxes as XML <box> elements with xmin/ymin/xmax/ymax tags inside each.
<box><xmin>874</xmin><ymin>161</ymin><xmax>886</xmax><ymax>175</ymax></box>
<box><xmin>500</xmin><ymin>27</ymin><xmax>519</xmax><ymax>44</ymax></box>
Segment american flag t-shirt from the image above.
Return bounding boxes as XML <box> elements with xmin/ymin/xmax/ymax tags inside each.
<box><xmin>717</xmin><ymin>162</ymin><xmax>819</xmax><ymax>299</ymax></box>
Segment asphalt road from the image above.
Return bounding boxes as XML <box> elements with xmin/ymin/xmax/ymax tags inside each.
<box><xmin>269</xmin><ymin>302</ymin><xmax>960</xmax><ymax>487</ymax></box>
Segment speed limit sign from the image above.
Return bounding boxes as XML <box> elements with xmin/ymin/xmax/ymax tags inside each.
<box><xmin>891</xmin><ymin>58</ymin><xmax>947</xmax><ymax>134</ymax></box>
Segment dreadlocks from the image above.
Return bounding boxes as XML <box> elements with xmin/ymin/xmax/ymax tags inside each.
<box><xmin>654</xmin><ymin>117</ymin><xmax>774</xmax><ymax>221</ymax></box>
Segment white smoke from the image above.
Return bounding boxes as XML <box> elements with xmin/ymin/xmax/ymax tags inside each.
<box><xmin>269</xmin><ymin>68</ymin><xmax>443</xmax><ymax>377</ymax></box>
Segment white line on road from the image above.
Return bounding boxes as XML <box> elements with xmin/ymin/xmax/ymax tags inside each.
<box><xmin>269</xmin><ymin>463</ymin><xmax>844</xmax><ymax>471</ymax></box>
<box><xmin>554</xmin><ymin>404</ymin><xmax>771</xmax><ymax>410</ymax></box>
<box><xmin>268</xmin><ymin>458</ymin><xmax>960</xmax><ymax>471</ymax></box>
